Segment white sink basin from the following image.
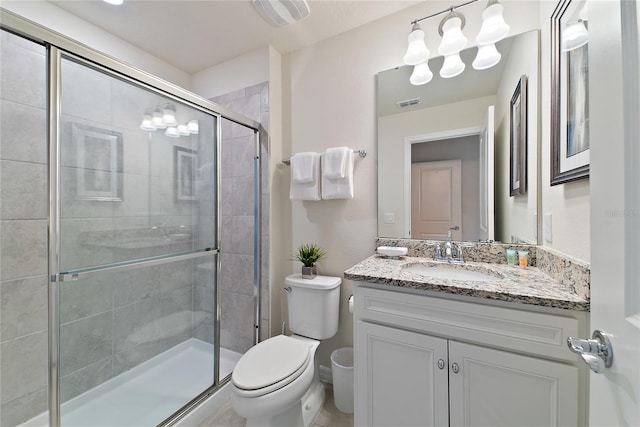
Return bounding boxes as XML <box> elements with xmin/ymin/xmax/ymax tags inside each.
<box><xmin>404</xmin><ymin>264</ymin><xmax>501</xmax><ymax>282</ymax></box>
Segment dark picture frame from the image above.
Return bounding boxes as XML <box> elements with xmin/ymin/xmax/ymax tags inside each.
<box><xmin>510</xmin><ymin>75</ymin><xmax>528</xmax><ymax>196</ymax></box>
<box><xmin>550</xmin><ymin>0</ymin><xmax>590</xmax><ymax>185</ymax></box>
<box><xmin>72</xmin><ymin>123</ymin><xmax>123</xmax><ymax>201</ymax></box>
<box><xmin>174</xmin><ymin>146</ymin><xmax>197</xmax><ymax>201</ymax></box>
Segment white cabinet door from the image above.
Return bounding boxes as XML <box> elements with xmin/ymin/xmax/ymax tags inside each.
<box><xmin>448</xmin><ymin>341</ymin><xmax>579</xmax><ymax>427</ymax></box>
<box><xmin>354</xmin><ymin>321</ymin><xmax>449</xmax><ymax>427</ymax></box>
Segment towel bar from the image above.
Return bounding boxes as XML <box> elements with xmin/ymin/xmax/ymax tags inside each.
<box><xmin>282</xmin><ymin>149</ymin><xmax>367</xmax><ymax>165</ymax></box>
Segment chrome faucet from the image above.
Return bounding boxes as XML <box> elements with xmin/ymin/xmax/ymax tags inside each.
<box><xmin>434</xmin><ymin>227</ymin><xmax>462</xmax><ymax>263</ymax></box>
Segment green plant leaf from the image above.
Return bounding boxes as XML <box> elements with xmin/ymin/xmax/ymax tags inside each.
<box><xmin>292</xmin><ymin>243</ymin><xmax>327</xmax><ymax>267</ymax></box>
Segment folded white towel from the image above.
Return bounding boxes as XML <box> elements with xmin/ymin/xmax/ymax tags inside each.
<box><xmin>322</xmin><ymin>149</ymin><xmax>354</xmax><ymax>199</ymax></box>
<box><xmin>290</xmin><ymin>152</ymin><xmax>321</xmax><ymax>201</ymax></box>
<box><xmin>322</xmin><ymin>147</ymin><xmax>350</xmax><ymax>179</ymax></box>
<box><xmin>290</xmin><ymin>152</ymin><xmax>316</xmax><ymax>184</ymax></box>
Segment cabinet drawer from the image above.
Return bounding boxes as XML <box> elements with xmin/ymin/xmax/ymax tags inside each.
<box><xmin>354</xmin><ymin>285</ymin><xmax>583</xmax><ymax>362</ymax></box>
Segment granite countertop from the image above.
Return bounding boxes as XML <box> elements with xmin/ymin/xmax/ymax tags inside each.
<box><xmin>344</xmin><ymin>255</ymin><xmax>589</xmax><ymax>311</ymax></box>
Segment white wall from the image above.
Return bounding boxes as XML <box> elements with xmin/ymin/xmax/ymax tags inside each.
<box><xmin>191</xmin><ymin>47</ymin><xmax>270</xmax><ymax>99</ymax></box>
<box><xmin>283</xmin><ymin>0</ymin><xmax>542</xmax><ymax>368</ymax></box>
<box><xmin>1</xmin><ymin>1</ymin><xmax>190</xmax><ymax>88</ymax></box>
<box><xmin>539</xmin><ymin>1</ymin><xmax>590</xmax><ymax>262</ymax></box>
<box><xmin>494</xmin><ymin>30</ymin><xmax>540</xmax><ymax>244</ymax></box>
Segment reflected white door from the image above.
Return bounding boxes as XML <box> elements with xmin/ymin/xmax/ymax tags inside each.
<box><xmin>479</xmin><ymin>106</ymin><xmax>495</xmax><ymax>241</ymax></box>
<box><xmin>411</xmin><ymin>160</ymin><xmax>462</xmax><ymax>240</ymax></box>
<box><xmin>588</xmin><ymin>1</ymin><xmax>640</xmax><ymax>425</ymax></box>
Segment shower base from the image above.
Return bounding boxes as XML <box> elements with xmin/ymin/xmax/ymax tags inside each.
<box><xmin>22</xmin><ymin>339</ymin><xmax>241</xmax><ymax>427</ymax></box>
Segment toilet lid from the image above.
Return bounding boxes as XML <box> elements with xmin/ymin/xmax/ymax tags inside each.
<box><xmin>232</xmin><ymin>335</ymin><xmax>311</xmax><ymax>391</ymax></box>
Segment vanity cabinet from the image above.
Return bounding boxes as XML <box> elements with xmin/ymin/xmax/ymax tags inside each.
<box><xmin>353</xmin><ymin>284</ymin><xmax>588</xmax><ymax>427</ymax></box>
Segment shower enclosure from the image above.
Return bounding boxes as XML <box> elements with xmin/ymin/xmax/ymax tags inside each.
<box><xmin>0</xmin><ymin>11</ymin><xmax>263</xmax><ymax>427</ymax></box>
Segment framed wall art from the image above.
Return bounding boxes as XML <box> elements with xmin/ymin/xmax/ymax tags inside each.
<box><xmin>73</xmin><ymin>123</ymin><xmax>123</xmax><ymax>201</ymax></box>
<box><xmin>550</xmin><ymin>0</ymin><xmax>590</xmax><ymax>185</ymax></box>
<box><xmin>174</xmin><ymin>146</ymin><xmax>197</xmax><ymax>201</ymax></box>
<box><xmin>510</xmin><ymin>75</ymin><xmax>528</xmax><ymax>196</ymax></box>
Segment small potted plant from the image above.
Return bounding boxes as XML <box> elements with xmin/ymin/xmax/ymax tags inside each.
<box><xmin>293</xmin><ymin>243</ymin><xmax>326</xmax><ymax>279</ymax></box>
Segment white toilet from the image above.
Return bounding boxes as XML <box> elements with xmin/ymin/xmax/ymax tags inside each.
<box><xmin>231</xmin><ymin>274</ymin><xmax>341</xmax><ymax>427</ymax></box>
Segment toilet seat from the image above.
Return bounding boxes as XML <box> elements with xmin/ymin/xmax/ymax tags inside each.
<box><xmin>232</xmin><ymin>335</ymin><xmax>311</xmax><ymax>398</ymax></box>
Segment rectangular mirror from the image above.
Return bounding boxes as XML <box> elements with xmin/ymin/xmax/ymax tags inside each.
<box><xmin>377</xmin><ymin>29</ymin><xmax>540</xmax><ymax>244</ymax></box>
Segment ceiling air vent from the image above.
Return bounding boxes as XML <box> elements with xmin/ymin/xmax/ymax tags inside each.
<box><xmin>397</xmin><ymin>98</ymin><xmax>421</xmax><ymax>108</ymax></box>
<box><xmin>252</xmin><ymin>0</ymin><xmax>311</xmax><ymax>27</ymax></box>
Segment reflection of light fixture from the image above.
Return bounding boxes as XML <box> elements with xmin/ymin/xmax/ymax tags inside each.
<box><xmin>162</xmin><ymin>104</ymin><xmax>177</xmax><ymax>127</ymax></box>
<box><xmin>472</xmin><ymin>43</ymin><xmax>501</xmax><ymax>70</ymax></box>
<box><xmin>139</xmin><ymin>111</ymin><xmax>156</xmax><ymax>131</ymax></box>
<box><xmin>438</xmin><ymin>11</ymin><xmax>467</xmax><ymax>56</ymax></box>
<box><xmin>476</xmin><ymin>0</ymin><xmax>509</xmax><ymax>45</ymax></box>
<box><xmin>562</xmin><ymin>20</ymin><xmax>588</xmax><ymax>51</ymax></box>
<box><xmin>165</xmin><ymin>127</ymin><xmax>180</xmax><ymax>138</ymax></box>
<box><xmin>403</xmin><ymin>23</ymin><xmax>430</xmax><ymax>65</ymax></box>
<box><xmin>440</xmin><ymin>53</ymin><xmax>465</xmax><ymax>78</ymax></box>
<box><xmin>103</xmin><ymin>0</ymin><xmax>123</xmax><ymax>5</ymax></box>
<box><xmin>177</xmin><ymin>124</ymin><xmax>191</xmax><ymax>136</ymax></box>
<box><xmin>187</xmin><ymin>120</ymin><xmax>199</xmax><ymax>134</ymax></box>
<box><xmin>152</xmin><ymin>109</ymin><xmax>166</xmax><ymax>129</ymax></box>
<box><xmin>410</xmin><ymin>61</ymin><xmax>434</xmax><ymax>85</ymax></box>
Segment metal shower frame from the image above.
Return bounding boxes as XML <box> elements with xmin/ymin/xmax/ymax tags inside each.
<box><xmin>0</xmin><ymin>9</ymin><xmax>264</xmax><ymax>427</ymax></box>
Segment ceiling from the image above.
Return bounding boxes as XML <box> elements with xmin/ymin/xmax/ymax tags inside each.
<box><xmin>48</xmin><ymin>0</ymin><xmax>422</xmax><ymax>74</ymax></box>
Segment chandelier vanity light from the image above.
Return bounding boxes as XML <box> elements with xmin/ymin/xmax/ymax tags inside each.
<box><xmin>403</xmin><ymin>0</ymin><xmax>509</xmax><ymax>85</ymax></box>
<box><xmin>139</xmin><ymin>103</ymin><xmax>200</xmax><ymax>139</ymax></box>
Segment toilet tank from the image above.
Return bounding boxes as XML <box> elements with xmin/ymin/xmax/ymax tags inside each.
<box><xmin>285</xmin><ymin>274</ymin><xmax>341</xmax><ymax>340</ymax></box>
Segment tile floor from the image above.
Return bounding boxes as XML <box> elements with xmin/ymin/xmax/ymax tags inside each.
<box><xmin>198</xmin><ymin>383</ymin><xmax>353</xmax><ymax>427</ymax></box>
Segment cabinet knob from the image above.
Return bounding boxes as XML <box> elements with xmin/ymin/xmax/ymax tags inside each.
<box><xmin>437</xmin><ymin>359</ymin><xmax>445</xmax><ymax>369</ymax></box>
<box><xmin>451</xmin><ymin>362</ymin><xmax>460</xmax><ymax>374</ymax></box>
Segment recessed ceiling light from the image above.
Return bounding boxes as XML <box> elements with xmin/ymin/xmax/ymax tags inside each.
<box><xmin>103</xmin><ymin>0</ymin><xmax>124</xmax><ymax>5</ymax></box>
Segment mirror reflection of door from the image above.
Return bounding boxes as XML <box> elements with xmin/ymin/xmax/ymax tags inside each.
<box><xmin>411</xmin><ymin>160</ymin><xmax>462</xmax><ymax>240</ymax></box>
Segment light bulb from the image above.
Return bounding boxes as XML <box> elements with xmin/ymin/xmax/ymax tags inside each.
<box><xmin>139</xmin><ymin>114</ymin><xmax>156</xmax><ymax>131</ymax></box>
<box><xmin>177</xmin><ymin>124</ymin><xmax>190</xmax><ymax>136</ymax></box>
<box><xmin>476</xmin><ymin>1</ymin><xmax>510</xmax><ymax>45</ymax></box>
<box><xmin>187</xmin><ymin>120</ymin><xmax>199</xmax><ymax>134</ymax></box>
<box><xmin>438</xmin><ymin>15</ymin><xmax>467</xmax><ymax>56</ymax></box>
<box><xmin>409</xmin><ymin>61</ymin><xmax>433</xmax><ymax>86</ymax></box>
<box><xmin>162</xmin><ymin>105</ymin><xmax>177</xmax><ymax>127</ymax></box>
<box><xmin>165</xmin><ymin>127</ymin><xmax>180</xmax><ymax>138</ymax></box>
<box><xmin>440</xmin><ymin>53</ymin><xmax>465</xmax><ymax>78</ymax></box>
<box><xmin>473</xmin><ymin>44</ymin><xmax>501</xmax><ymax>70</ymax></box>
<box><xmin>152</xmin><ymin>110</ymin><xmax>166</xmax><ymax>129</ymax></box>
<box><xmin>562</xmin><ymin>20</ymin><xmax>588</xmax><ymax>51</ymax></box>
<box><xmin>403</xmin><ymin>24</ymin><xmax>430</xmax><ymax>66</ymax></box>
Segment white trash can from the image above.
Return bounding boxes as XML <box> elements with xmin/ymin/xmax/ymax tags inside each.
<box><xmin>330</xmin><ymin>347</ymin><xmax>354</xmax><ymax>413</ymax></box>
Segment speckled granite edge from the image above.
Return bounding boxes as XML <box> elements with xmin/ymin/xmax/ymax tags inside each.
<box><xmin>536</xmin><ymin>246</ymin><xmax>590</xmax><ymax>301</ymax></box>
<box><xmin>376</xmin><ymin>237</ymin><xmax>537</xmax><ymax>265</ymax></box>
<box><xmin>344</xmin><ymin>255</ymin><xmax>589</xmax><ymax>311</ymax></box>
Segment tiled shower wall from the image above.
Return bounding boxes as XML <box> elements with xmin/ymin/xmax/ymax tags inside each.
<box><xmin>0</xmin><ymin>30</ymin><xmax>219</xmax><ymax>426</ymax></box>
<box><xmin>0</xmin><ymin>31</ymin><xmax>50</xmax><ymax>427</ymax></box>
<box><xmin>211</xmin><ymin>82</ymin><xmax>271</xmax><ymax>352</ymax></box>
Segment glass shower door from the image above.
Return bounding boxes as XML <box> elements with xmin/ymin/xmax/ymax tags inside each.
<box><xmin>56</xmin><ymin>54</ymin><xmax>219</xmax><ymax>426</ymax></box>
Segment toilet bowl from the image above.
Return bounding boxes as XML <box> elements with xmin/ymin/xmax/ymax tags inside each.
<box><xmin>231</xmin><ymin>274</ymin><xmax>341</xmax><ymax>427</ymax></box>
<box><xmin>231</xmin><ymin>335</ymin><xmax>321</xmax><ymax>427</ymax></box>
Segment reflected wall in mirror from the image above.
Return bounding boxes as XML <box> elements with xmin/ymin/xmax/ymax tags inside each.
<box><xmin>377</xmin><ymin>29</ymin><xmax>540</xmax><ymax>244</ymax></box>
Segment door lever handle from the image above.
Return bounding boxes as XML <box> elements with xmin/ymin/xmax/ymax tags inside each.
<box><xmin>567</xmin><ymin>330</ymin><xmax>613</xmax><ymax>374</ymax></box>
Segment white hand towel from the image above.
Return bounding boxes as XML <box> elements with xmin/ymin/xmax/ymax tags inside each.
<box><xmin>322</xmin><ymin>147</ymin><xmax>350</xmax><ymax>179</ymax></box>
<box><xmin>321</xmin><ymin>149</ymin><xmax>354</xmax><ymax>199</ymax></box>
<box><xmin>290</xmin><ymin>152</ymin><xmax>321</xmax><ymax>201</ymax></box>
<box><xmin>290</xmin><ymin>152</ymin><xmax>316</xmax><ymax>184</ymax></box>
